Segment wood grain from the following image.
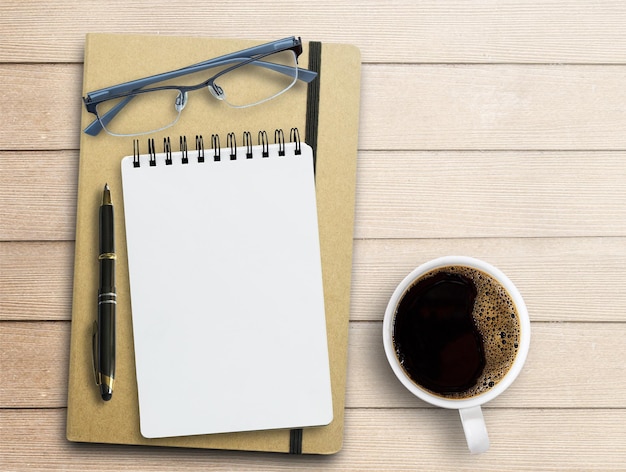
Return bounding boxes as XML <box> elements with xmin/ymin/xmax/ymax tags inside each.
<box><xmin>1</xmin><ymin>65</ymin><xmax>626</xmax><ymax>151</ymax></box>
<box><xmin>0</xmin><ymin>409</ymin><xmax>624</xmax><ymax>470</ymax></box>
<box><xmin>350</xmin><ymin>237</ymin><xmax>626</xmax><ymax>322</ymax></box>
<box><xmin>2</xmin><ymin>321</ymin><xmax>624</xmax><ymax>410</ymax></box>
<box><xmin>3</xmin><ymin>238</ymin><xmax>625</xmax><ymax>322</ymax></box>
<box><xmin>2</xmin><ymin>0</ymin><xmax>626</xmax><ymax>469</ymax></box>
<box><xmin>0</xmin><ymin>65</ymin><xmax>79</xmax><ymax>151</ymax></box>
<box><xmin>2</xmin><ymin>1</ymin><xmax>626</xmax><ymax>64</ymax></box>
<box><xmin>346</xmin><ymin>322</ymin><xmax>626</xmax><ymax>409</ymax></box>
<box><xmin>0</xmin><ymin>151</ymin><xmax>78</xmax><ymax>241</ymax></box>
<box><xmin>0</xmin><ymin>322</ymin><xmax>69</xmax><ymax>408</ymax></box>
<box><xmin>355</xmin><ymin>151</ymin><xmax>626</xmax><ymax>238</ymax></box>
<box><xmin>2</xmin><ymin>151</ymin><xmax>624</xmax><ymax>241</ymax></box>
<box><xmin>360</xmin><ymin>65</ymin><xmax>626</xmax><ymax>151</ymax></box>
<box><xmin>0</xmin><ymin>242</ymin><xmax>74</xmax><ymax>321</ymax></box>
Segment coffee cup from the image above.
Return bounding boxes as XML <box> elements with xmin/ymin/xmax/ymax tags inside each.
<box><xmin>382</xmin><ymin>256</ymin><xmax>530</xmax><ymax>454</ymax></box>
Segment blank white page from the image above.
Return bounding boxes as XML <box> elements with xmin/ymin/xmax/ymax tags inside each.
<box><xmin>121</xmin><ymin>141</ymin><xmax>332</xmax><ymax>439</ymax></box>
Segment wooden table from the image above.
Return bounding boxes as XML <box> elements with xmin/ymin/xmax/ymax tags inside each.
<box><xmin>1</xmin><ymin>1</ymin><xmax>625</xmax><ymax>470</ymax></box>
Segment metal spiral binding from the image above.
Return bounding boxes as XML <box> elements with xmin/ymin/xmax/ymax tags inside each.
<box><xmin>227</xmin><ymin>132</ymin><xmax>237</xmax><ymax>160</ymax></box>
<box><xmin>180</xmin><ymin>136</ymin><xmax>188</xmax><ymax>164</ymax></box>
<box><xmin>275</xmin><ymin>129</ymin><xmax>285</xmax><ymax>156</ymax></box>
<box><xmin>211</xmin><ymin>134</ymin><xmax>221</xmax><ymax>161</ymax></box>
<box><xmin>243</xmin><ymin>131</ymin><xmax>253</xmax><ymax>159</ymax></box>
<box><xmin>148</xmin><ymin>138</ymin><xmax>156</xmax><ymax>167</ymax></box>
<box><xmin>258</xmin><ymin>130</ymin><xmax>269</xmax><ymax>157</ymax></box>
<box><xmin>133</xmin><ymin>139</ymin><xmax>141</xmax><ymax>167</ymax></box>
<box><xmin>131</xmin><ymin>128</ymin><xmax>302</xmax><ymax>166</ymax></box>
<box><xmin>290</xmin><ymin>128</ymin><xmax>302</xmax><ymax>155</ymax></box>
<box><xmin>164</xmin><ymin>137</ymin><xmax>172</xmax><ymax>165</ymax></box>
<box><xmin>196</xmin><ymin>135</ymin><xmax>205</xmax><ymax>163</ymax></box>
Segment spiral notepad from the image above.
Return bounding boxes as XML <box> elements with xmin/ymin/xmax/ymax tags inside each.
<box><xmin>121</xmin><ymin>129</ymin><xmax>333</xmax><ymax>439</ymax></box>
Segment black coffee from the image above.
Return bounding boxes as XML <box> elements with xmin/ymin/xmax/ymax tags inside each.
<box><xmin>392</xmin><ymin>266</ymin><xmax>520</xmax><ymax>399</ymax></box>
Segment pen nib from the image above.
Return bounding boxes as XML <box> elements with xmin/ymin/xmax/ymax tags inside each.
<box><xmin>102</xmin><ymin>183</ymin><xmax>112</xmax><ymax>205</ymax></box>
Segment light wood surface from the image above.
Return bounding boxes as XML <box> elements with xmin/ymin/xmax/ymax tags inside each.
<box><xmin>1</xmin><ymin>1</ymin><xmax>625</xmax><ymax>470</ymax></box>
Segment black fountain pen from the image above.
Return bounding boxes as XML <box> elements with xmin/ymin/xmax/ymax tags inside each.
<box><xmin>94</xmin><ymin>183</ymin><xmax>116</xmax><ymax>401</ymax></box>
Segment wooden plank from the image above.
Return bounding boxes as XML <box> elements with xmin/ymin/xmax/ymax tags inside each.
<box><xmin>344</xmin><ymin>409</ymin><xmax>626</xmax><ymax>470</ymax></box>
<box><xmin>0</xmin><ymin>151</ymin><xmax>78</xmax><ymax>241</ymax></box>
<box><xmin>0</xmin><ymin>65</ymin><xmax>80</xmax><ymax>151</ymax></box>
<box><xmin>3</xmin><ymin>237</ymin><xmax>625</xmax><ymax>322</ymax></box>
<box><xmin>2</xmin><ymin>65</ymin><xmax>626</xmax><ymax>151</ymax></box>
<box><xmin>2</xmin><ymin>1</ymin><xmax>626</xmax><ymax>64</ymax></box>
<box><xmin>0</xmin><ymin>322</ymin><xmax>68</xmax><ymax>408</ymax></box>
<box><xmin>0</xmin><ymin>408</ymin><xmax>624</xmax><ymax>470</ymax></box>
<box><xmin>0</xmin><ymin>242</ymin><xmax>74</xmax><ymax>320</ymax></box>
<box><xmin>2</xmin><ymin>321</ymin><xmax>624</xmax><ymax>409</ymax></box>
<box><xmin>2</xmin><ymin>150</ymin><xmax>625</xmax><ymax>241</ymax></box>
<box><xmin>360</xmin><ymin>65</ymin><xmax>626</xmax><ymax>151</ymax></box>
<box><xmin>346</xmin><ymin>322</ymin><xmax>626</xmax><ymax>409</ymax></box>
<box><xmin>350</xmin><ymin>237</ymin><xmax>626</xmax><ymax>322</ymax></box>
<box><xmin>355</xmin><ymin>151</ymin><xmax>626</xmax><ymax>239</ymax></box>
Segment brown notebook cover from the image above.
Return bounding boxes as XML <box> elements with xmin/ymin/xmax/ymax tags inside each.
<box><xmin>66</xmin><ymin>33</ymin><xmax>360</xmax><ymax>454</ymax></box>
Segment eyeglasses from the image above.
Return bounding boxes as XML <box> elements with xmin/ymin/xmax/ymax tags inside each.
<box><xmin>82</xmin><ymin>37</ymin><xmax>317</xmax><ymax>137</ymax></box>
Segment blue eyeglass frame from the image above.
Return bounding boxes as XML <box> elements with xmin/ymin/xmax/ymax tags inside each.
<box><xmin>82</xmin><ymin>36</ymin><xmax>318</xmax><ymax>136</ymax></box>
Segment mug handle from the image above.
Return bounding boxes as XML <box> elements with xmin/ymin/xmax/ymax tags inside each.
<box><xmin>459</xmin><ymin>406</ymin><xmax>490</xmax><ymax>454</ymax></box>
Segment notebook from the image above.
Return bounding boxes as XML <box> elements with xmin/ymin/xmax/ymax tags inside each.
<box><xmin>122</xmin><ymin>133</ymin><xmax>332</xmax><ymax>438</ymax></box>
<box><xmin>67</xmin><ymin>33</ymin><xmax>361</xmax><ymax>454</ymax></box>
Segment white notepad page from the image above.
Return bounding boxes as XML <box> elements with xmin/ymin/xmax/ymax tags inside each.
<box><xmin>121</xmin><ymin>141</ymin><xmax>333</xmax><ymax>438</ymax></box>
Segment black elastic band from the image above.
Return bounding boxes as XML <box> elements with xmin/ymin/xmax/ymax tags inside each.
<box><xmin>305</xmin><ymin>41</ymin><xmax>322</xmax><ymax>173</ymax></box>
<box><xmin>289</xmin><ymin>428</ymin><xmax>303</xmax><ymax>454</ymax></box>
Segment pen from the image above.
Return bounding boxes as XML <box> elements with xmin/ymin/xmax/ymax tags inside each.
<box><xmin>95</xmin><ymin>183</ymin><xmax>116</xmax><ymax>401</ymax></box>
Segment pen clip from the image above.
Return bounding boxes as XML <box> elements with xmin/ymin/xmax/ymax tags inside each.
<box><xmin>92</xmin><ymin>321</ymin><xmax>101</xmax><ymax>386</ymax></box>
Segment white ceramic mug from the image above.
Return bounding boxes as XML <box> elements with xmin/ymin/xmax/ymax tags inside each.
<box><xmin>382</xmin><ymin>256</ymin><xmax>531</xmax><ymax>454</ymax></box>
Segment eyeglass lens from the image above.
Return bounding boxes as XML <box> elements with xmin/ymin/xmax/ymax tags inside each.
<box><xmin>212</xmin><ymin>50</ymin><xmax>298</xmax><ymax>107</ymax></box>
<box><xmin>96</xmin><ymin>90</ymin><xmax>184</xmax><ymax>136</ymax></box>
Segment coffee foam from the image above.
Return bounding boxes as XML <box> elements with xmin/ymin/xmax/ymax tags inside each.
<box><xmin>402</xmin><ymin>265</ymin><xmax>521</xmax><ymax>400</ymax></box>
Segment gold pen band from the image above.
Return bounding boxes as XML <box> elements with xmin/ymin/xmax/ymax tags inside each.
<box><xmin>97</xmin><ymin>373</ymin><xmax>114</xmax><ymax>390</ymax></box>
<box><xmin>99</xmin><ymin>252</ymin><xmax>117</xmax><ymax>260</ymax></box>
